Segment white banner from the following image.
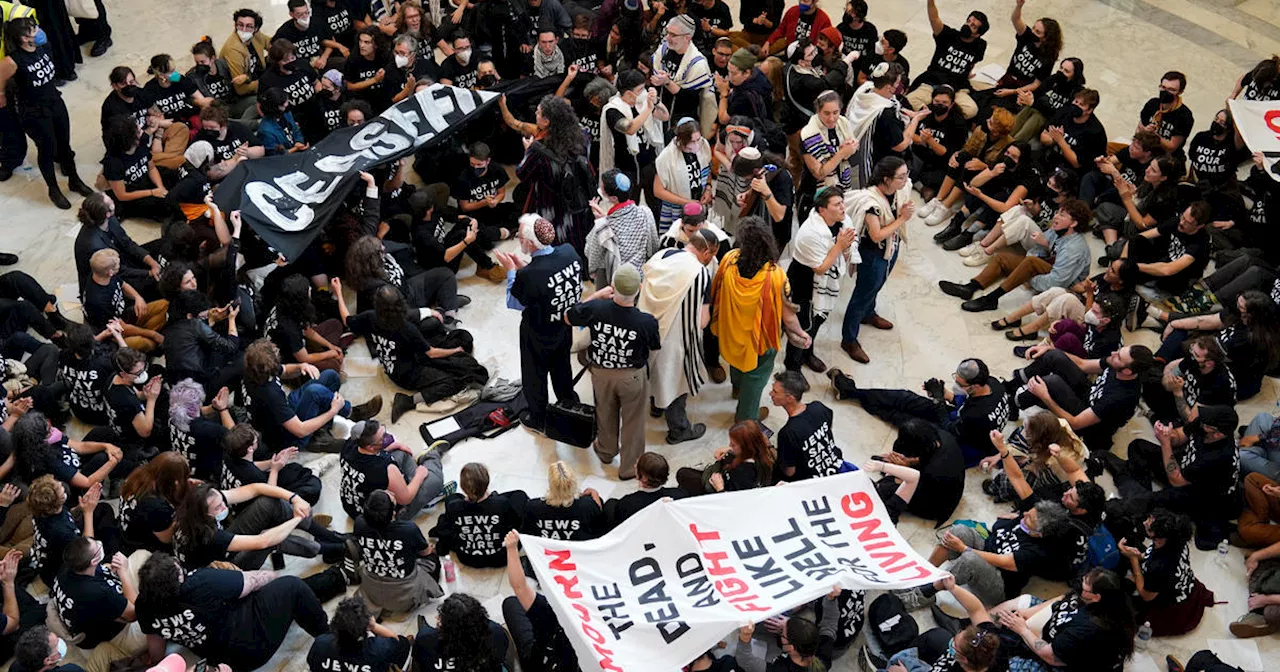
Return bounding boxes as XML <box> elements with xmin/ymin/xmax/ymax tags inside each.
<box><xmin>1228</xmin><ymin>98</ymin><xmax>1280</xmax><ymax>182</ymax></box>
<box><xmin>520</xmin><ymin>472</ymin><xmax>945</xmax><ymax>672</ymax></box>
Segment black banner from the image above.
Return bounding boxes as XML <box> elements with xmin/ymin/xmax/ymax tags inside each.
<box><xmin>215</xmin><ymin>84</ymin><xmax>499</xmax><ymax>261</ymax></box>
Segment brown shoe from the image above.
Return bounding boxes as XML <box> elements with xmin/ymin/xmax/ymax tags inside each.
<box><xmin>862</xmin><ymin>313</ymin><xmax>894</xmax><ymax>330</ymax></box>
<box><xmin>350</xmin><ymin>395</ymin><xmax>384</xmax><ymax>422</ymax></box>
<box><xmin>1229</xmin><ymin>612</ymin><xmax>1276</xmax><ymax>638</ymax></box>
<box><xmin>804</xmin><ymin>353</ymin><xmax>827</xmax><ymax>373</ymax></box>
<box><xmin>708</xmin><ymin>365</ymin><xmax>727</xmax><ymax>383</ymax></box>
<box><xmin>757</xmin><ymin>407</ymin><xmax>769</xmax><ymax>421</ymax></box>
<box><xmin>476</xmin><ymin>264</ymin><xmax>508</xmax><ymax>283</ymax></box>
<box><xmin>841</xmin><ymin>340</ymin><xmax>870</xmax><ymax>364</ymax></box>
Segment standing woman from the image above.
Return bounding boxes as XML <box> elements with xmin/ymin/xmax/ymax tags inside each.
<box><xmin>653</xmin><ymin>117</ymin><xmax>712</xmax><ymax>235</ymax></box>
<box><xmin>516</xmin><ymin>95</ymin><xmax>593</xmax><ymax>257</ymax></box>
<box><xmin>797</xmin><ymin>89</ymin><xmax>856</xmax><ymax>217</ymax></box>
<box><xmin>780</xmin><ymin>39</ymin><xmax>834</xmax><ymax>178</ymax></box>
<box><xmin>840</xmin><ymin>156</ymin><xmax>913</xmax><ymax>364</ymax></box>
<box><xmin>23</xmin><ymin>0</ymin><xmax>78</xmax><ymax>81</ymax></box>
<box><xmin>0</xmin><ymin>17</ymin><xmax>94</xmax><ymax>209</ymax></box>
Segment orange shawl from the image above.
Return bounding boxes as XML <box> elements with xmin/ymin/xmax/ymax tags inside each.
<box><xmin>711</xmin><ymin>249</ymin><xmax>787</xmax><ymax>372</ymax></box>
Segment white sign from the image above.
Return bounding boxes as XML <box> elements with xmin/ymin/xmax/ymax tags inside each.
<box><xmin>1228</xmin><ymin>98</ymin><xmax>1280</xmax><ymax>182</ymax></box>
<box><xmin>520</xmin><ymin>472</ymin><xmax>945</xmax><ymax>672</ymax></box>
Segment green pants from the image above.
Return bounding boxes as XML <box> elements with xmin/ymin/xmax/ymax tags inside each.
<box><xmin>730</xmin><ymin>348</ymin><xmax>777</xmax><ymax>421</ymax></box>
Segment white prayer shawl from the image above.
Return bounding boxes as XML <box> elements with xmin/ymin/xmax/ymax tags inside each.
<box><xmin>654</xmin><ymin>138</ymin><xmax>713</xmax><ymax>233</ymax></box>
<box><xmin>639</xmin><ymin>248</ymin><xmax>714</xmax><ymax>406</ymax></box>
<box><xmin>599</xmin><ymin>92</ymin><xmax>663</xmax><ymax>179</ymax></box>
<box><xmin>843</xmin><ymin>81</ymin><xmax>900</xmax><ymax>189</ymax></box>
<box><xmin>799</xmin><ymin>114</ymin><xmax>856</xmax><ymax>191</ymax></box>
<box><xmin>792</xmin><ymin>209</ymin><xmax>854</xmax><ymax>318</ymax></box>
<box><xmin>651</xmin><ymin>43</ymin><xmax>717</xmax><ymax>136</ymax></box>
<box><xmin>846</xmin><ymin>181</ymin><xmax>913</xmax><ymax>261</ymax></box>
<box><xmin>660</xmin><ymin>220</ymin><xmax>731</xmax><ymax>255</ymax></box>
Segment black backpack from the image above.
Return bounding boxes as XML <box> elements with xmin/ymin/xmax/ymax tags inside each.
<box><xmin>867</xmin><ymin>593</ymin><xmax>918</xmax><ymax>655</ymax></box>
<box><xmin>556</xmin><ymin>153</ymin><xmax>597</xmax><ymax>217</ymax></box>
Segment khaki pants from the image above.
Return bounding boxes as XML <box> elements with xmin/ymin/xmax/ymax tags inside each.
<box><xmin>82</xmin><ymin>622</ymin><xmax>149</xmax><ymax>672</ymax></box>
<box><xmin>124</xmin><ymin>299</ymin><xmax>168</xmax><ymax>353</ymax></box>
<box><xmin>151</xmin><ymin>123</ymin><xmax>190</xmax><ymax>171</ymax></box>
<box><xmin>974</xmin><ymin>251</ymin><xmax>1052</xmax><ymax>293</ymax></box>
<box><xmin>907</xmin><ymin>83</ymin><xmax>978</xmax><ymax>119</ymax></box>
<box><xmin>0</xmin><ymin>500</ymin><xmax>33</xmax><ymax>557</ymax></box>
<box><xmin>728</xmin><ymin>31</ymin><xmax>769</xmax><ymax>49</ymax></box>
<box><xmin>1240</xmin><ymin>473</ymin><xmax>1280</xmax><ymax>548</ymax></box>
<box><xmin>591</xmin><ymin>367</ymin><xmax>648</xmax><ymax>480</ymax></box>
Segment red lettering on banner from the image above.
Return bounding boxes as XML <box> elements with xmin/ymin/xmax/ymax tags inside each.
<box><xmin>593</xmin><ymin>644</ymin><xmax>625</xmax><ymax>672</ymax></box>
<box><xmin>537</xmin><ymin>546</ymin><xmax>623</xmax><ymax>671</ymax></box>
<box><xmin>735</xmin><ymin>601</ymin><xmax>773</xmax><ymax>612</ymax></box>
<box><xmin>555</xmin><ymin>574</ymin><xmax>584</xmax><ymax>599</ymax></box>
<box><xmin>870</xmin><ymin>550</ymin><xmax>908</xmax><ymax>568</ymax></box>
<box><xmin>841</xmin><ymin>492</ymin><xmax>874</xmax><ymax>518</ymax></box>
<box><xmin>547</xmin><ymin>548</ymin><xmax>577</xmax><ymax>572</ymax></box>
<box><xmin>863</xmin><ymin>540</ymin><xmax>894</xmax><ymax>552</ymax></box>
<box><xmin>716</xmin><ymin>578</ymin><xmax>749</xmax><ymax>597</ymax></box>
<box><xmin>841</xmin><ymin>488</ymin><xmax>939</xmax><ymax>580</ymax></box>
<box><xmin>583</xmin><ymin>623</ymin><xmax>605</xmax><ymax>644</ymax></box>
<box><xmin>689</xmin><ymin>523</ymin><xmax>721</xmax><ymax>543</ymax></box>
<box><xmin>1266</xmin><ymin>109</ymin><xmax>1280</xmax><ymax>137</ymax></box>
<box><xmin>703</xmin><ymin>551</ymin><xmax>734</xmax><ymax>576</ymax></box>
<box><xmin>847</xmin><ymin>518</ymin><xmax>889</xmax><ymax>543</ymax></box>
<box><xmin>573</xmin><ymin>603</ymin><xmax>591</xmax><ymax>619</ymax></box>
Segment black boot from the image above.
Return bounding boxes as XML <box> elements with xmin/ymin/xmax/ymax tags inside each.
<box><xmin>64</xmin><ymin>168</ymin><xmax>93</xmax><ymax>197</ymax></box>
<box><xmin>47</xmin><ymin>185</ymin><xmax>70</xmax><ymax>209</ymax></box>
<box><xmin>933</xmin><ymin>216</ymin><xmax>963</xmax><ymax>243</ymax></box>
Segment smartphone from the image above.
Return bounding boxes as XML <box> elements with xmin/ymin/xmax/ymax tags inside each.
<box><xmin>193</xmin><ymin>660</ymin><xmax>208</xmax><ymax>672</ymax></box>
<box><xmin>869</xmin><ymin>455</ymin><xmax>888</xmax><ymax>462</ymax></box>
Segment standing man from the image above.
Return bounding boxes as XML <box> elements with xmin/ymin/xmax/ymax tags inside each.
<box><xmin>771</xmin><ymin>371</ymin><xmax>843</xmax><ymax>481</ymax></box>
<box><xmin>786</xmin><ymin>187</ymin><xmax>856</xmax><ymax>374</ymax></box>
<box><xmin>566</xmin><ymin>265</ymin><xmax>661</xmax><ymax>480</ymax></box>
<box><xmin>905</xmin><ymin>0</ymin><xmax>988</xmax><ymax>119</ymax></box>
<box><xmin>650</xmin><ymin>15</ymin><xmax>715</xmax><ymax>136</ymax></box>
<box><xmin>639</xmin><ymin>229</ymin><xmax>719</xmax><ymax>444</ymax></box>
<box><xmin>496</xmin><ymin>214</ymin><xmax>584</xmax><ymax>434</ymax></box>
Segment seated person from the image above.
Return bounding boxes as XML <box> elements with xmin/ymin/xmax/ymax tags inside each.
<box><xmin>730</xmin><ymin>612</ymin><xmax>823</xmax><ymax>672</ymax></box>
<box><xmin>451</xmin><ymin>142</ymin><xmax>515</xmax><ymax>235</ymax></box>
<box><xmin>135</xmin><ymin>553</ymin><xmax>331</xmax><ymax>671</ymax></box>
<box><xmin>243</xmin><ymin>338</ymin><xmax>382</xmax><ymax>453</ymax></box>
<box><xmin>771</xmin><ymin>371</ymin><xmax>844</xmax><ymax>481</ymax></box>
<box><xmin>501</xmin><ymin>530</ymin><xmax>578</xmax><ymax>672</ymax></box>
<box><xmin>1037</xmin><ymin>87</ymin><xmax>1107</xmax><ymax>172</ymax></box>
<box><xmin>1143</xmin><ymin>334</ymin><xmax>1236</xmax><ymax>424</ymax></box>
<box><xmin>168</xmin><ymin>380</ymin><xmax>233</xmax><ymax>482</ymax></box>
<box><xmin>1138</xmin><ymin>71</ymin><xmax>1194</xmax><ymax>156</ymax></box>
<box><xmin>928</xmin><ymin>500</ymin><xmax>1083</xmax><ymax>603</ymax></box>
<box><xmin>353</xmin><ymin>490</ymin><xmax>441</xmax><ymax>615</ymax></box>
<box><xmin>339</xmin><ymin>419</ymin><xmax>449</xmax><ymax>520</ymax></box>
<box><xmin>1106</xmin><ymin>405</ymin><xmax>1240</xmax><ymax>547</ymax></box>
<box><xmin>1241</xmin><ymin>412</ymin><xmax>1280</xmax><ymax>481</ymax></box>
<box><xmin>919</xmin><ymin>108</ymin><xmax>1016</xmax><ymax>228</ymax></box>
<box><xmin>1119</xmin><ymin>201</ymin><xmax>1211</xmax><ymax>296</ymax></box>
<box><xmin>410</xmin><ymin>185</ymin><xmax>506</xmax><ymax>282</ymax></box>
<box><xmin>105</xmin><ymin>348</ymin><xmax>162</xmax><ymax>455</ymax></box>
<box><xmin>902</xmin><ymin>4</ymin><xmax>989</xmax><ymax>119</ymax></box>
<box><xmin>83</xmin><ymin>250</ymin><xmax>166</xmax><ymax>353</ymax></box>
<box><xmin>867</xmin><ymin>419</ymin><xmax>964</xmax><ymax>524</ymax></box>
<box><xmin>254</xmin><ymin>87</ymin><xmax>308</xmax><ymax>156</ymax></box>
<box><xmin>73</xmin><ymin>193</ymin><xmax>162</xmax><ymax>299</ymax></box>
<box><xmin>602</xmin><ymin>452</ymin><xmax>686</xmax><ymax>529</ymax></box>
<box><xmin>859</xmin><ymin>457</ymin><xmax>921</xmax><ymax>525</ymax></box>
<box><xmin>29</xmin><ymin>478</ymin><xmax>120</xmax><ymax>590</ymax></box>
<box><xmin>221</xmin><ymin>424</ymin><xmax>322</xmax><ymax>505</ymax></box>
<box><xmin>428</xmin><ymin>463</ymin><xmax>525</xmax><ymax>569</ymax></box>
<box><xmin>56</xmin><ymin>324</ymin><xmax>118</xmax><ymax>427</ymax></box>
<box><xmin>1152</xmin><ymin>290</ymin><xmax>1280</xmax><ymax>401</ymax></box>
<box><xmin>118</xmin><ymin>453</ymin><xmax>189</xmax><ymax>553</ymax></box>
<box><xmin>991</xmin><ymin>569</ymin><xmax>1137</xmax><ymax>672</ymax></box>
<box><xmin>910</xmin><ymin>85</ymin><xmax>969</xmax><ymax>200</ymax></box>
<box><xmin>1095</xmin><ymin>154</ymin><xmax>1182</xmax><ymax>256</ymax></box>
<box><xmin>938</xmin><ymin>198</ymin><xmax>1091</xmax><ymax>313</ymax></box>
<box><xmin>830</xmin><ymin>359</ymin><xmax>1010</xmax><ymax>466</ymax></box>
<box><xmin>162</xmin><ymin>291</ymin><xmax>241</xmax><ymax>390</ymax></box>
<box><xmin>194</xmin><ymin>103</ymin><xmax>263</xmax><ymax>181</ymax></box>
<box><xmin>933</xmin><ymin>142</ymin><xmax>1037</xmax><ymax>253</ymax></box>
<box><xmin>675</xmin><ymin>421</ymin><xmax>776</xmax><ymax>496</ymax></box>
<box><xmin>520</xmin><ymin>462</ymin><xmax>605</xmax><ymax>541</ymax></box>
<box><xmin>264</xmin><ymin>275</ymin><xmax>345</xmax><ymax>373</ymax></box>
<box><xmin>1118</xmin><ymin>508</ymin><xmax>1213</xmax><ymax>636</ymax></box>
<box><xmin>412</xmin><ymin>594</ymin><xmax>509</xmax><ymax>671</ymax></box>
<box><xmin>98</xmin><ymin>116</ymin><xmax>172</xmax><ymax>223</ymax></box>
<box><xmin>51</xmin><ymin>538</ymin><xmax>146</xmax><ymax>672</ymax></box>
<box><xmin>994</xmin><ymin>261</ymin><xmax>1132</xmax><ymax>346</ymax></box>
<box><xmin>881</xmin><ymin>578</ymin><xmax>1000</xmax><ymax>672</ymax></box>
<box><xmin>171</xmin><ymin>481</ymin><xmax>346</xmax><ymax>571</ymax></box>
<box><xmin>307</xmin><ymin>597</ymin><xmax>413</xmax><ymax>672</ymax></box>
<box><xmin>981</xmin><ymin>411</ymin><xmax>1087</xmax><ymax>503</ymax></box>
<box><xmin>11</xmin><ymin>626</ymin><xmax>86</xmax><ymax>672</ymax></box>
<box><xmin>1012</xmin><ymin>345</ymin><xmax>1155</xmax><ymax>454</ymax></box>
<box><xmin>961</xmin><ymin>164</ymin><xmax>1077</xmax><ymax>265</ymax></box>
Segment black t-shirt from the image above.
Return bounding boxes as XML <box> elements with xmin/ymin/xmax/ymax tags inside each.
<box><xmin>120</xmin><ymin>494</ymin><xmax>176</xmax><ymax>552</ymax></box>
<box><xmin>983</xmin><ymin>515</ymin><xmax>1077</xmax><ymax>597</ymax></box>
<box><xmin>521</xmin><ymin>496</ymin><xmax>604</xmax><ymax>541</ymax></box>
<box><xmin>259</xmin><ymin>63</ymin><xmax>319</xmax><ymax>109</ymax></box>
<box><xmin>565</xmin><ymin>299</ymin><xmax>661</xmax><ymax>369</ymax></box>
<box><xmin>172</xmin><ymin>417</ymin><xmax>230</xmax><ymax>482</ymax></box>
<box><xmin>143</xmin><ymin>77</ymin><xmax>198</xmax><ymax>121</ymax></box>
<box><xmin>346</xmin><ymin>312</ymin><xmax>431</xmax><ymax>384</ymax></box>
<box><xmin>1140</xmin><ymin>541</ymin><xmax>1195</xmax><ymax>607</ymax></box>
<box><xmin>428</xmin><ymin>493</ymin><xmax>522</xmax><ymax>568</ymax></box>
<box><xmin>1032</xmin><ymin>72</ymin><xmax>1080</xmax><ymax>117</ymax></box>
<box><xmin>1240</xmin><ymin>69</ymin><xmax>1280</xmax><ymax>102</ymax></box>
<box><xmin>174</xmin><ymin>523</ymin><xmax>236</xmax><ymax>569</ymax></box>
<box><xmin>909</xmin><ymin>432</ymin><xmax>965</xmax><ymax>523</ymax></box>
<box><xmin>105</xmin><ymin>382</ymin><xmax>146</xmax><ymax>446</ymax></box>
<box><xmin>219</xmin><ymin>456</ymin><xmax>271</xmax><ymax>490</ymax></box>
<box><xmin>316</xmin><ymin>92</ymin><xmax>346</xmax><ymax>135</ymax></box>
<box><xmin>344</xmin><ymin>53</ymin><xmax>386</xmax><ymax>104</ymax></box>
<box><xmin>354</xmin><ymin>516</ymin><xmax>429</xmax><ymax>578</ymax></box>
<box><xmin>248</xmin><ymin>377</ymin><xmax>298</xmax><ymax>450</ymax></box>
<box><xmin>1083</xmin><ymin>321</ymin><xmax>1123</xmax><ymax>360</ymax></box>
<box><xmin>776</xmin><ymin>402</ymin><xmax>843</xmax><ymax>480</ymax></box>
<box><xmin>412</xmin><ymin>621</ymin><xmax>508</xmax><ymax>672</ymax></box>
<box><xmin>1188</xmin><ymin>130</ymin><xmax>1245</xmax><ymax>186</ymax></box>
<box><xmin>1112</xmin><ymin>146</ymin><xmax>1150</xmax><ymax>189</ymax></box>
<box><xmin>520</xmin><ymin>594</ymin><xmax>579</xmax><ymax>672</ymax></box>
<box><xmin>689</xmin><ymin>0</ymin><xmax>733</xmax><ymax>52</ymax></box>
<box><xmin>100</xmin><ymin>91</ymin><xmax>152</xmax><ymax>139</ymax></box>
<box><xmin>267</xmin><ymin>308</ymin><xmax>308</xmax><ymax>362</ymax></box>
<box><xmin>1005</xmin><ymin>28</ymin><xmax>1052</xmax><ymax>85</ymax></box>
<box><xmin>438</xmin><ymin>57</ymin><xmax>477</xmax><ymax>89</ymax></box>
<box><xmin>309</xmin><ymin>632</ymin><xmax>413</xmax><ymax>672</ymax></box>
<box><xmin>1079</xmin><ymin>365</ymin><xmax>1141</xmax><ymax>453</ymax></box>
<box><xmin>9</xmin><ymin>45</ymin><xmax>58</xmax><ymax>105</ymax></box>
<box><xmin>922</xmin><ymin>26</ymin><xmax>986</xmax><ymax>90</ymax></box>
<box><xmin>914</xmin><ymin>111</ymin><xmax>967</xmax><ymax>170</ymax></box>
<box><xmin>82</xmin><ymin>276</ymin><xmax>127</xmax><ymax>329</ymax></box>
<box><xmin>453</xmin><ymin>166</ymin><xmax>506</xmax><ymax>204</ymax></box>
<box><xmin>58</xmin><ymin>348</ymin><xmax>113</xmax><ymax>423</ymax></box>
<box><xmin>1178</xmin><ymin>434</ymin><xmax>1240</xmax><ymax>511</ymax></box>
<box><xmin>53</xmin><ymin>566</ymin><xmax>129</xmax><ymax>648</ymax></box>
<box><xmin>1183</xmin><ymin>364</ymin><xmax>1237</xmax><ymax>409</ymax></box>
<box><xmin>168</xmin><ymin>166</ymin><xmax>212</xmax><ymax>210</ymax></box>
<box><xmin>200</xmin><ymin>122</ymin><xmax>255</xmax><ymax>164</ymax></box>
<box><xmin>382</xmin><ymin>56</ymin><xmax>437</xmax><ymax>100</ymax></box>
<box><xmin>816</xmin><ymin>589</ymin><xmax>866</xmax><ymax>650</ymax></box>
<box><xmin>1154</xmin><ymin>219</ymin><xmax>1211</xmax><ymax>291</ymax></box>
<box><xmin>510</xmin><ymin>246</ymin><xmax>583</xmax><ymax>345</ymax></box>
<box><xmin>952</xmin><ymin>382</ymin><xmax>1011</xmax><ymax>458</ymax></box>
<box><xmin>1043</xmin><ymin>594</ymin><xmax>1127</xmax><ymax>671</ymax></box>
<box><xmin>32</xmin><ymin>510</ymin><xmax>79</xmax><ymax>585</ymax></box>
<box><xmin>101</xmin><ymin>142</ymin><xmax>154</xmax><ymax>190</ymax></box>
<box><xmin>869</xmin><ymin>111</ymin><xmax>906</xmax><ymax>165</ymax></box>
<box><xmin>1045</xmin><ymin>107</ymin><xmax>1108</xmax><ymax>168</ymax></box>
<box><xmin>313</xmin><ymin>0</ymin><xmax>357</xmax><ymax>48</ymax></box>
<box><xmin>340</xmin><ymin>440</ymin><xmax>394</xmax><ymax>518</ymax></box>
<box><xmin>1140</xmin><ymin>98</ymin><xmax>1195</xmax><ymax>148</ymax></box>
<box><xmin>838</xmin><ymin>21</ymin><xmax>877</xmax><ymax>59</ymax></box>
<box><xmin>138</xmin><ymin>567</ymin><xmax>244</xmax><ymax>653</ymax></box>
<box><xmin>273</xmin><ymin>19</ymin><xmax>333</xmax><ymax>61</ymax></box>
<box><xmin>565</xmin><ymin>37</ymin><xmax>604</xmax><ymax>72</ymax></box>
<box><xmin>605</xmin><ymin>487</ymin><xmax>686</xmax><ymax>528</ymax></box>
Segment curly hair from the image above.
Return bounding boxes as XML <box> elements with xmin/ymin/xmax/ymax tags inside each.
<box><xmin>27</xmin><ymin>475</ymin><xmax>65</xmax><ymax>517</ymax></box>
<box><xmin>104</xmin><ymin>115</ymin><xmax>142</xmax><ymax>156</ymax></box>
<box><xmin>168</xmin><ymin>378</ymin><xmax>206</xmax><ymax>432</ymax></box>
<box><xmin>331</xmin><ymin>597</ymin><xmax>373</xmax><ymax>653</ymax></box>
<box><xmin>536</xmin><ymin>95</ymin><xmax>585</xmax><ymax>159</ymax></box>
<box><xmin>733</xmin><ymin>216</ymin><xmax>779</xmax><ymax>279</ymax></box>
<box><xmin>137</xmin><ymin>552</ymin><xmax>183</xmax><ymax>608</ymax></box>
<box><xmin>1022</xmin><ymin>411</ymin><xmax>1074</xmax><ymax>471</ymax></box>
<box><xmin>277</xmin><ymin>274</ymin><xmax>318</xmax><ymax>326</ymax></box>
<box><xmin>243</xmin><ymin>338</ymin><xmax>282</xmax><ymax>388</ymax></box>
<box><xmin>158</xmin><ymin>261</ymin><xmax>197</xmax><ymax>304</ymax></box>
<box><xmin>345</xmin><ymin>236</ymin><xmax>390</xmax><ymax>292</ymax></box>
<box><xmin>13</xmin><ymin>412</ymin><xmax>54</xmax><ymax>483</ymax></box>
<box><xmin>987</xmin><ymin>107</ymin><xmax>1015</xmax><ymax>138</ymax></box>
<box><xmin>174</xmin><ymin>483</ymin><xmax>220</xmax><ymax>560</ymax></box>
<box><xmin>437</xmin><ymin>594</ymin><xmax>498</xmax><ymax>670</ymax></box>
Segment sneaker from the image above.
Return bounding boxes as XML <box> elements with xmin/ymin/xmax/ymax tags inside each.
<box><xmin>924</xmin><ymin>204</ymin><xmax>958</xmax><ymax>226</ymax></box>
<box><xmin>425</xmin><ymin>439</ymin><xmax>452</xmax><ymax>458</ymax></box>
<box><xmin>916</xmin><ymin>198</ymin><xmax>941</xmax><ymax>219</ymax></box>
<box><xmin>894</xmin><ymin>587</ymin><xmax>932</xmax><ymax>611</ymax></box>
<box><xmin>391</xmin><ymin>392</ymin><xmax>416</xmax><ymax>423</ymax></box>
<box><xmin>340</xmin><ymin>537</ymin><xmax>361</xmax><ymax>585</ymax></box>
<box><xmin>956</xmin><ymin>242</ymin><xmax>982</xmax><ymax>256</ymax></box>
<box><xmin>1229</xmin><ymin>612</ymin><xmax>1276</xmax><ymax>638</ymax></box>
<box><xmin>666</xmin><ymin>423</ymin><xmax>707</xmax><ymax>444</ymax></box>
<box><xmin>349</xmin><ymin>395</ymin><xmax>384</xmax><ymax>421</ymax></box>
<box><xmin>962</xmin><ymin>249</ymin><xmax>990</xmax><ymax>267</ymax></box>
<box><xmin>427</xmin><ymin>480</ymin><xmax>458</xmax><ymax>507</ymax></box>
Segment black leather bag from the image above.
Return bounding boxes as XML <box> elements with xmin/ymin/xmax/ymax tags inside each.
<box><xmin>545</xmin><ymin>367</ymin><xmax>596</xmax><ymax>448</ymax></box>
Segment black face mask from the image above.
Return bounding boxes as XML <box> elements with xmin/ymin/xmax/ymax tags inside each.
<box><xmin>477</xmin><ymin>74</ymin><xmax>497</xmax><ymax>88</ymax></box>
<box><xmin>929</xmin><ymin>103</ymin><xmax>949</xmax><ymax>116</ymax></box>
<box><xmin>193</xmin><ymin>64</ymin><xmax>211</xmax><ymax>76</ymax></box>
<box><xmin>960</xmin><ymin>25</ymin><xmax>975</xmax><ymax>39</ymax></box>
<box><xmin>1210</xmin><ymin>121</ymin><xmax>1227</xmax><ymax>136</ymax></box>
<box><xmin>122</xmin><ymin>84</ymin><xmax>140</xmax><ymax>98</ymax></box>
<box><xmin>1069</xmin><ymin>103</ymin><xmax>1085</xmax><ymax>118</ymax></box>
<box><xmin>572</xmin><ymin>38</ymin><xmax>590</xmax><ymax>51</ymax></box>
<box><xmin>1002</xmin><ymin>156</ymin><xmax>1017</xmax><ymax>172</ymax></box>
<box><xmin>1158</xmin><ymin>89</ymin><xmax>1175</xmax><ymax>105</ymax></box>
<box><xmin>1184</xmin><ymin>418</ymin><xmax>1204</xmax><ymax>439</ymax></box>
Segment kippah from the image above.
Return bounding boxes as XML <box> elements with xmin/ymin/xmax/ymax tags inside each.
<box><xmin>534</xmin><ymin>218</ymin><xmax>556</xmax><ymax>245</ymax></box>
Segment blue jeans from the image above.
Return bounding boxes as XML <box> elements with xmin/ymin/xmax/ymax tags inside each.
<box><xmin>843</xmin><ymin>245</ymin><xmax>898</xmax><ymax>343</ymax></box>
<box><xmin>1241</xmin><ymin>412</ymin><xmax>1280</xmax><ymax>481</ymax></box>
<box><xmin>288</xmin><ymin>370</ymin><xmax>351</xmax><ymax>445</ymax></box>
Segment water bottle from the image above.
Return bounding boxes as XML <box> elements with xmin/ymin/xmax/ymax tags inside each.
<box><xmin>1135</xmin><ymin>621</ymin><xmax>1152</xmax><ymax>651</ymax></box>
<box><xmin>1214</xmin><ymin>539</ymin><xmax>1231</xmax><ymax>570</ymax></box>
<box><xmin>442</xmin><ymin>555</ymin><xmax>457</xmax><ymax>586</ymax></box>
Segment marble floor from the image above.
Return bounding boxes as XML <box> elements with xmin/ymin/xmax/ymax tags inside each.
<box><xmin>3</xmin><ymin>0</ymin><xmax>1280</xmax><ymax>670</ymax></box>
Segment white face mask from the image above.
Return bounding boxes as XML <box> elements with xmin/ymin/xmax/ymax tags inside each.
<box><xmin>55</xmin><ymin>638</ymin><xmax>67</xmax><ymax>660</ymax></box>
<box><xmin>874</xmin><ymin>40</ymin><xmax>885</xmax><ymax>56</ymax></box>
<box><xmin>1083</xmin><ymin>311</ymin><xmax>1102</xmax><ymax>326</ymax></box>
<box><xmin>394</xmin><ymin>54</ymin><xmax>410</xmax><ymax>68</ymax></box>
<box><xmin>296</xmin><ymin>16</ymin><xmax>310</xmax><ymax>29</ymax></box>
<box><xmin>237</xmin><ymin>29</ymin><xmax>255</xmax><ymax>42</ymax></box>
<box><xmin>131</xmin><ymin>370</ymin><xmax>148</xmax><ymax>385</ymax></box>
<box><xmin>215</xmin><ymin>507</ymin><xmax>229</xmax><ymax>522</ymax></box>
<box><xmin>456</xmin><ymin>48</ymin><xmax>472</xmax><ymax>65</ymax></box>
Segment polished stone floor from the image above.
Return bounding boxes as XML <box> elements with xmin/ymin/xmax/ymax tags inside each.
<box><xmin>3</xmin><ymin>0</ymin><xmax>1279</xmax><ymax>669</ymax></box>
